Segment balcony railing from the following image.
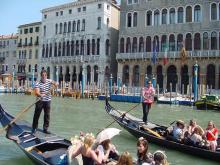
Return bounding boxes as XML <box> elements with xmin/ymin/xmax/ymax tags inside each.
<box><xmin>28</xmin><ymin>43</ymin><xmax>33</xmax><ymax>46</ymax></box>
<box><xmin>17</xmin><ymin>59</ymin><xmax>27</xmax><ymax>64</ymax></box>
<box><xmin>41</xmin><ymin>55</ymin><xmax>101</xmax><ymax>64</ymax></box>
<box><xmin>35</xmin><ymin>41</ymin><xmax>39</xmax><ymax>46</ymax></box>
<box><xmin>116</xmin><ymin>50</ymin><xmax>220</xmax><ymax>60</ymax></box>
<box><xmin>17</xmin><ymin>43</ymin><xmax>22</xmax><ymax>47</ymax></box>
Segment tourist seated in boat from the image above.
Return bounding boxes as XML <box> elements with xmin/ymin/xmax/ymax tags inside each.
<box><xmin>204</xmin><ymin>121</ymin><xmax>218</xmax><ymax>152</ymax></box>
<box><xmin>189</xmin><ymin>127</ymin><xmax>204</xmax><ymax>147</ymax></box>
<box><xmin>96</xmin><ymin>139</ymin><xmax>119</xmax><ymax>164</ymax></box>
<box><xmin>116</xmin><ymin>151</ymin><xmax>133</xmax><ymax>165</ymax></box>
<box><xmin>69</xmin><ymin>133</ymin><xmax>103</xmax><ymax>165</ymax></box>
<box><xmin>152</xmin><ymin>150</ymin><xmax>169</xmax><ymax>165</ymax></box>
<box><xmin>172</xmin><ymin>120</ymin><xmax>185</xmax><ymax>142</ymax></box>
<box><xmin>136</xmin><ymin>137</ymin><xmax>153</xmax><ymax>165</ymax></box>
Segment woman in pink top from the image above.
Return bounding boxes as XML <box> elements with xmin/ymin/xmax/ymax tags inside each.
<box><xmin>142</xmin><ymin>80</ymin><xmax>155</xmax><ymax>123</ymax></box>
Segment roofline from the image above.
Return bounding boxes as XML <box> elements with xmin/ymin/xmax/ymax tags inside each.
<box><xmin>18</xmin><ymin>21</ymin><xmax>42</xmax><ymax>28</ymax></box>
<box><xmin>41</xmin><ymin>0</ymin><xmax>120</xmax><ymax>13</ymax></box>
<box><xmin>0</xmin><ymin>34</ymin><xmax>18</xmax><ymax>39</ymax></box>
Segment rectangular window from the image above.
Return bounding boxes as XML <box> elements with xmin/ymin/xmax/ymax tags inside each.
<box><xmin>60</xmin><ymin>11</ymin><xmax>63</xmax><ymax>16</ymax></box>
<box><xmin>97</xmin><ymin>17</ymin><xmax>101</xmax><ymax>29</ymax></box>
<box><xmin>44</xmin><ymin>14</ymin><xmax>47</xmax><ymax>19</ymax></box>
<box><xmin>20</xmin><ymin>29</ymin><xmax>22</xmax><ymax>34</ymax></box>
<box><xmin>127</xmin><ymin>0</ymin><xmax>132</xmax><ymax>4</ymax></box>
<box><xmin>30</xmin><ymin>28</ymin><xmax>33</xmax><ymax>33</ymax></box>
<box><xmin>35</xmin><ymin>49</ymin><xmax>38</xmax><ymax>59</ymax></box>
<box><xmin>83</xmin><ymin>7</ymin><xmax>86</xmax><ymax>11</ymax></box>
<box><xmin>69</xmin><ymin>9</ymin><xmax>72</xmax><ymax>14</ymax></box>
<box><xmin>78</xmin><ymin>8</ymin><xmax>81</xmax><ymax>12</ymax></box>
<box><xmin>43</xmin><ymin>25</ymin><xmax>46</xmax><ymax>36</ymax></box>
<box><xmin>133</xmin><ymin>0</ymin><xmax>138</xmax><ymax>4</ymax></box>
<box><xmin>24</xmin><ymin>28</ymin><xmax>28</xmax><ymax>34</ymax></box>
<box><xmin>107</xmin><ymin>5</ymin><xmax>110</xmax><ymax>10</ymax></box>
<box><xmin>98</xmin><ymin>4</ymin><xmax>102</xmax><ymax>9</ymax></box>
<box><xmin>35</xmin><ymin>27</ymin><xmax>39</xmax><ymax>32</ymax></box>
<box><xmin>56</xmin><ymin>12</ymin><xmax>59</xmax><ymax>16</ymax></box>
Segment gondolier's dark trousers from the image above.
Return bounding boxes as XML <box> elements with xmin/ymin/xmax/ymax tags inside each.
<box><xmin>32</xmin><ymin>101</ymin><xmax>51</xmax><ymax>131</ymax></box>
<box><xmin>142</xmin><ymin>102</ymin><xmax>152</xmax><ymax>123</ymax></box>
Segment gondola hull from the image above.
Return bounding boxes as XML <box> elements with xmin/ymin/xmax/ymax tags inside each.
<box><xmin>0</xmin><ymin>104</ymin><xmax>81</xmax><ymax>165</ymax></box>
<box><xmin>105</xmin><ymin>99</ymin><xmax>220</xmax><ymax>161</ymax></box>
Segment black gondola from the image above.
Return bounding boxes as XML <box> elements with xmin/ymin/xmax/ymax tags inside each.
<box><xmin>105</xmin><ymin>99</ymin><xmax>220</xmax><ymax>161</ymax></box>
<box><xmin>0</xmin><ymin>104</ymin><xmax>81</xmax><ymax>165</ymax></box>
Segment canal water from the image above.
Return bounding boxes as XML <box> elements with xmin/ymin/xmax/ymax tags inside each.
<box><xmin>0</xmin><ymin>94</ymin><xmax>219</xmax><ymax>165</ymax></box>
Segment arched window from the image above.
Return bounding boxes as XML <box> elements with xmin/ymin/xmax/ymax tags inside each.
<box><xmin>28</xmin><ymin>64</ymin><xmax>31</xmax><ymax>72</ymax></box>
<box><xmin>59</xmin><ymin>23</ymin><xmax>63</xmax><ymax>34</ymax></box>
<box><xmin>82</xmin><ymin>19</ymin><xmax>85</xmax><ymax>31</ymax></box>
<box><xmin>87</xmin><ymin>40</ymin><xmax>90</xmax><ymax>55</ymax></box>
<box><xmin>169</xmin><ymin>8</ymin><xmax>175</xmax><ymax>24</ymax></box>
<box><xmin>62</xmin><ymin>42</ymin><xmax>65</xmax><ymax>56</ymax></box>
<box><xmin>133</xmin><ymin>65</ymin><xmax>140</xmax><ymax>86</ymax></box>
<box><xmin>54</xmin><ymin>42</ymin><xmax>57</xmax><ymax>57</ymax></box>
<box><xmin>64</xmin><ymin>22</ymin><xmax>67</xmax><ymax>33</ymax></box>
<box><xmin>161</xmin><ymin>35</ymin><xmax>167</xmax><ymax>51</ymax></box>
<box><xmin>203</xmin><ymin>32</ymin><xmax>209</xmax><ymax>50</ymax></box>
<box><xmin>178</xmin><ymin>7</ymin><xmax>184</xmax><ymax>23</ymax></box>
<box><xmin>68</xmin><ymin>21</ymin><xmax>71</xmax><ymax>33</ymax></box>
<box><xmin>42</xmin><ymin>44</ymin><xmax>45</xmax><ymax>58</ymax></box>
<box><xmin>105</xmin><ymin>39</ymin><xmax>110</xmax><ymax>55</ymax></box>
<box><xmin>153</xmin><ymin>36</ymin><xmax>159</xmax><ymax>52</ymax></box>
<box><xmin>77</xmin><ymin>20</ymin><xmax>80</xmax><ymax>32</ymax></box>
<box><xmin>80</xmin><ymin>40</ymin><xmax>84</xmax><ymax>55</ymax></box>
<box><xmin>76</xmin><ymin>40</ymin><xmax>79</xmax><ymax>55</ymax></box>
<box><xmin>211</xmin><ymin>3</ymin><xmax>217</xmax><ymax>20</ymax></box>
<box><xmin>122</xmin><ymin>65</ymin><xmax>129</xmax><ymax>86</ymax></box>
<box><xmin>71</xmin><ymin>41</ymin><xmax>74</xmax><ymax>56</ymax></box>
<box><xmin>211</xmin><ymin>32</ymin><xmax>217</xmax><ymax>50</ymax></box>
<box><xmin>194</xmin><ymin>33</ymin><xmax>201</xmax><ymax>50</ymax></box>
<box><xmin>92</xmin><ymin>39</ymin><xmax>95</xmax><ymax>55</ymax></box>
<box><xmin>126</xmin><ymin>37</ymin><xmax>131</xmax><ymax>53</ymax></box>
<box><xmin>35</xmin><ymin>64</ymin><xmax>37</xmax><ymax>72</ymax></box>
<box><xmin>132</xmin><ymin>37</ymin><xmax>137</xmax><ymax>52</ymax></box>
<box><xmin>146</xmin><ymin>11</ymin><xmax>152</xmax><ymax>26</ymax></box>
<box><xmin>127</xmin><ymin>13</ymin><xmax>132</xmax><ymax>27</ymax></box>
<box><xmin>120</xmin><ymin>38</ymin><xmax>125</xmax><ymax>53</ymax></box>
<box><xmin>146</xmin><ymin>36</ymin><xmax>151</xmax><ymax>52</ymax></box>
<box><xmin>72</xmin><ymin>21</ymin><xmax>76</xmax><ymax>32</ymax></box>
<box><xmin>133</xmin><ymin>12</ymin><xmax>138</xmax><ymax>27</ymax></box>
<box><xmin>139</xmin><ymin>37</ymin><xmax>144</xmax><ymax>52</ymax></box>
<box><xmin>49</xmin><ymin>43</ymin><xmax>52</xmax><ymax>57</ymax></box>
<box><xmin>154</xmin><ymin>10</ymin><xmax>160</xmax><ymax>26</ymax></box>
<box><xmin>58</xmin><ymin>42</ymin><xmax>61</xmax><ymax>56</ymax></box>
<box><xmin>162</xmin><ymin>9</ymin><xmax>167</xmax><ymax>24</ymax></box>
<box><xmin>194</xmin><ymin>5</ymin><xmax>201</xmax><ymax>22</ymax></box>
<box><xmin>66</xmin><ymin>41</ymin><xmax>70</xmax><ymax>56</ymax></box>
<box><xmin>55</xmin><ymin>24</ymin><xmax>58</xmax><ymax>34</ymax></box>
<box><xmin>185</xmin><ymin>33</ymin><xmax>192</xmax><ymax>50</ymax></box>
<box><xmin>169</xmin><ymin>34</ymin><xmax>175</xmax><ymax>51</ymax></box>
<box><xmin>97</xmin><ymin>38</ymin><xmax>100</xmax><ymax>55</ymax></box>
<box><xmin>186</xmin><ymin>6</ymin><xmax>192</xmax><ymax>22</ymax></box>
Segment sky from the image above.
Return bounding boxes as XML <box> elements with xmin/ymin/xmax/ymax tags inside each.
<box><xmin>0</xmin><ymin>0</ymin><xmax>120</xmax><ymax>35</ymax></box>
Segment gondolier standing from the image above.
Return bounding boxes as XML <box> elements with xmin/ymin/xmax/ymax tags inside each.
<box><xmin>32</xmin><ymin>70</ymin><xmax>58</xmax><ymax>134</ymax></box>
<box><xmin>142</xmin><ymin>80</ymin><xmax>155</xmax><ymax>123</ymax></box>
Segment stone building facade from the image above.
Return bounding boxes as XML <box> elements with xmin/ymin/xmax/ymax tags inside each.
<box><xmin>117</xmin><ymin>0</ymin><xmax>220</xmax><ymax>92</ymax></box>
<box><xmin>0</xmin><ymin>34</ymin><xmax>17</xmax><ymax>76</ymax></box>
<box><xmin>17</xmin><ymin>22</ymin><xmax>41</xmax><ymax>84</ymax></box>
<box><xmin>40</xmin><ymin>0</ymin><xmax>119</xmax><ymax>87</ymax></box>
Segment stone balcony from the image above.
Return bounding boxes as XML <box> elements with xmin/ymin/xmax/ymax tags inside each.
<box><xmin>116</xmin><ymin>50</ymin><xmax>220</xmax><ymax>61</ymax></box>
<box><xmin>41</xmin><ymin>55</ymin><xmax>103</xmax><ymax>64</ymax></box>
<box><xmin>17</xmin><ymin>59</ymin><xmax>27</xmax><ymax>64</ymax></box>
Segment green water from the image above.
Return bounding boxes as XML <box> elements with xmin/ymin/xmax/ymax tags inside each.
<box><xmin>0</xmin><ymin>94</ymin><xmax>219</xmax><ymax>165</ymax></box>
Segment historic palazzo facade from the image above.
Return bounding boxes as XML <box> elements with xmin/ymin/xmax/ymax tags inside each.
<box><xmin>40</xmin><ymin>0</ymin><xmax>119</xmax><ymax>87</ymax></box>
<box><xmin>117</xmin><ymin>0</ymin><xmax>220</xmax><ymax>92</ymax></box>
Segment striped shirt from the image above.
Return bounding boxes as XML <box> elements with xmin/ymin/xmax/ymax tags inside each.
<box><xmin>35</xmin><ymin>79</ymin><xmax>52</xmax><ymax>101</ymax></box>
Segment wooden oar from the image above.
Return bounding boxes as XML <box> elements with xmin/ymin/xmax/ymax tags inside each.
<box><xmin>0</xmin><ymin>98</ymin><xmax>41</xmax><ymax>134</ymax></box>
<box><xmin>96</xmin><ymin>102</ymin><xmax>141</xmax><ymax>135</ymax></box>
<box><xmin>0</xmin><ymin>87</ymin><xmax>55</xmax><ymax>134</ymax></box>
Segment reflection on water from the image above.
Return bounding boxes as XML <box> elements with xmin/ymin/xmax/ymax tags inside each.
<box><xmin>0</xmin><ymin>94</ymin><xmax>219</xmax><ymax>165</ymax></box>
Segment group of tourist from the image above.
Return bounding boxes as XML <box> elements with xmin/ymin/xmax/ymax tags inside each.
<box><xmin>170</xmin><ymin>119</ymin><xmax>218</xmax><ymax>151</ymax></box>
<box><xmin>68</xmin><ymin>133</ymin><xmax>169</xmax><ymax>165</ymax></box>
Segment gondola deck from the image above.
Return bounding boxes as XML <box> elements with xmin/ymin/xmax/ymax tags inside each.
<box><xmin>0</xmin><ymin>104</ymin><xmax>80</xmax><ymax>165</ymax></box>
<box><xmin>105</xmin><ymin>99</ymin><xmax>220</xmax><ymax>162</ymax></box>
